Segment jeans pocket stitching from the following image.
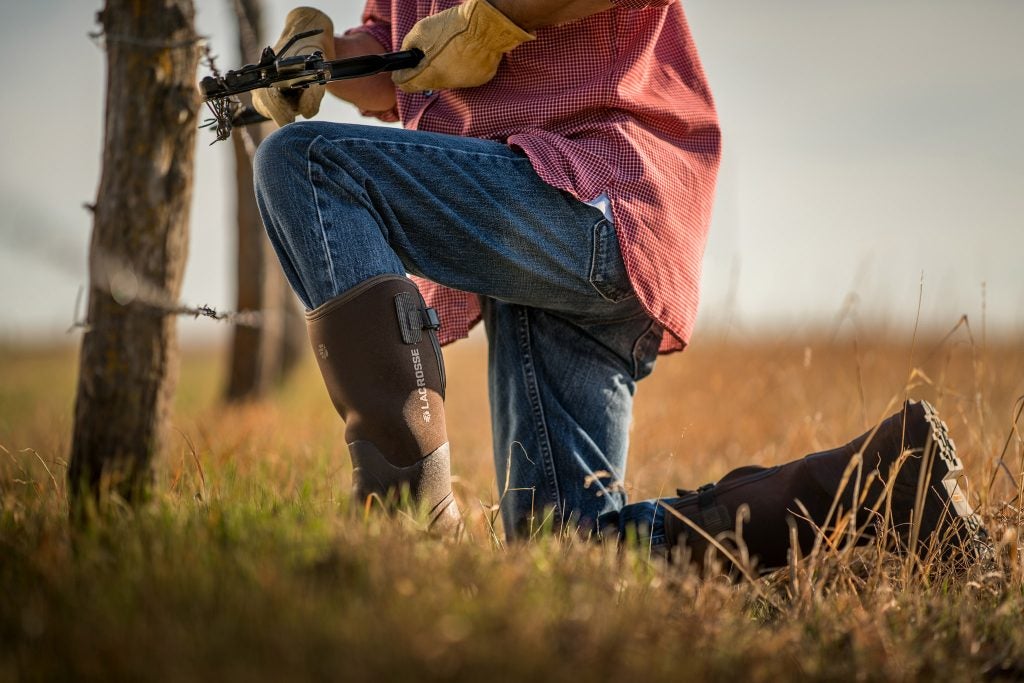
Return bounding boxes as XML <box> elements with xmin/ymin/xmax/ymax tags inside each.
<box><xmin>630</xmin><ymin>321</ymin><xmax>661</xmax><ymax>380</ymax></box>
<box><xmin>588</xmin><ymin>219</ymin><xmax>635</xmax><ymax>304</ymax></box>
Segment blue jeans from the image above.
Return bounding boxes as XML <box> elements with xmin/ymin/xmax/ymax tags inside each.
<box><xmin>254</xmin><ymin>122</ymin><xmax>667</xmax><ymax>541</ymax></box>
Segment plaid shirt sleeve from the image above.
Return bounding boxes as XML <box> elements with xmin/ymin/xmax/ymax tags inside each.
<box><xmin>610</xmin><ymin>0</ymin><xmax>676</xmax><ymax>8</ymax></box>
<box><xmin>345</xmin><ymin>0</ymin><xmax>394</xmax><ymax>51</ymax></box>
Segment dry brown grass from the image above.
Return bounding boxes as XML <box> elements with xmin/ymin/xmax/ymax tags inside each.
<box><xmin>1</xmin><ymin>324</ymin><xmax>1022</xmax><ymax>681</ymax></box>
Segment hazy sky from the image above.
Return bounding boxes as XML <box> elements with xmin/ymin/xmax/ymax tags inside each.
<box><xmin>1</xmin><ymin>1</ymin><xmax>1021</xmax><ymax>343</ymax></box>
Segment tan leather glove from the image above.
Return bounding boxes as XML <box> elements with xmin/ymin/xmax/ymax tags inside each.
<box><xmin>392</xmin><ymin>0</ymin><xmax>534</xmax><ymax>93</ymax></box>
<box><xmin>252</xmin><ymin>7</ymin><xmax>335</xmax><ymax>127</ymax></box>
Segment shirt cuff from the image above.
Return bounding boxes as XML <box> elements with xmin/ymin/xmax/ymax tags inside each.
<box><xmin>610</xmin><ymin>0</ymin><xmax>674</xmax><ymax>8</ymax></box>
<box><xmin>344</xmin><ymin>21</ymin><xmax>393</xmax><ymax>52</ymax></box>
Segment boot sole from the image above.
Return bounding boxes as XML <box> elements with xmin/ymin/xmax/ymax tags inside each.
<box><xmin>915</xmin><ymin>400</ymin><xmax>990</xmax><ymax>559</ymax></box>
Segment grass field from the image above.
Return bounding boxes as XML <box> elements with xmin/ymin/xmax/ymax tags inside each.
<box><xmin>1</xmin><ymin>324</ymin><xmax>1023</xmax><ymax>681</ymax></box>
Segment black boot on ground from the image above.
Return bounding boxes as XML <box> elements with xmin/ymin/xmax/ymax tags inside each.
<box><xmin>664</xmin><ymin>400</ymin><xmax>989</xmax><ymax>572</ymax></box>
<box><xmin>306</xmin><ymin>275</ymin><xmax>461</xmax><ymax>532</ymax></box>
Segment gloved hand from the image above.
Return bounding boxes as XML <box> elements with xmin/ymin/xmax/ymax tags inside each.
<box><xmin>392</xmin><ymin>0</ymin><xmax>534</xmax><ymax>93</ymax></box>
<box><xmin>252</xmin><ymin>7</ymin><xmax>335</xmax><ymax>127</ymax></box>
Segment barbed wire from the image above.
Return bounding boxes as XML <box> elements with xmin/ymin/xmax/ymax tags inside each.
<box><xmin>22</xmin><ymin>29</ymin><xmax>266</xmax><ymax>334</ymax></box>
<box><xmin>88</xmin><ymin>27</ymin><xmax>208</xmax><ymax>52</ymax></box>
<box><xmin>0</xmin><ymin>212</ymin><xmax>267</xmax><ymax>333</ymax></box>
<box><xmin>67</xmin><ymin>300</ymin><xmax>264</xmax><ymax>333</ymax></box>
<box><xmin>199</xmin><ymin>41</ymin><xmax>242</xmax><ymax>144</ymax></box>
<box><xmin>65</xmin><ymin>246</ymin><xmax>265</xmax><ymax>332</ymax></box>
<box><xmin>201</xmin><ymin>41</ymin><xmax>222</xmax><ymax>78</ymax></box>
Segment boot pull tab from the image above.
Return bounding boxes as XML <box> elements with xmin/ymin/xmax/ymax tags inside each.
<box><xmin>676</xmin><ymin>483</ymin><xmax>732</xmax><ymax>538</ymax></box>
<box><xmin>692</xmin><ymin>485</ymin><xmax>733</xmax><ymax>540</ymax></box>
<box><xmin>395</xmin><ymin>292</ymin><xmax>440</xmax><ymax>344</ymax></box>
<box><xmin>696</xmin><ymin>483</ymin><xmax>716</xmax><ymax>510</ymax></box>
<box><xmin>675</xmin><ymin>482</ymin><xmax>717</xmax><ymax>505</ymax></box>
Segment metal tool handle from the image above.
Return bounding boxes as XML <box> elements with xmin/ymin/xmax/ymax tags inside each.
<box><xmin>202</xmin><ymin>48</ymin><xmax>424</xmax><ymax>138</ymax></box>
<box><xmin>327</xmin><ymin>49</ymin><xmax>422</xmax><ymax>80</ymax></box>
<box><xmin>229</xmin><ymin>49</ymin><xmax>422</xmax><ymax>127</ymax></box>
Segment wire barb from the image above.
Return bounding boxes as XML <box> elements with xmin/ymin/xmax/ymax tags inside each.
<box><xmin>176</xmin><ymin>304</ymin><xmax>263</xmax><ymax>328</ymax></box>
<box><xmin>200</xmin><ymin>43</ymin><xmax>241</xmax><ymax>143</ymax></box>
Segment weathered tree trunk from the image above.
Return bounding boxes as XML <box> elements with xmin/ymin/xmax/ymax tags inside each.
<box><xmin>223</xmin><ymin>0</ymin><xmax>305</xmax><ymax>402</ymax></box>
<box><xmin>68</xmin><ymin>0</ymin><xmax>199</xmax><ymax>502</ymax></box>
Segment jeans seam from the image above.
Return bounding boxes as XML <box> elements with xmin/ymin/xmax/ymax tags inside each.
<box><xmin>260</xmin><ymin>213</ymin><xmax>313</xmax><ymax>309</ymax></box>
<box><xmin>515</xmin><ymin>306</ymin><xmax>562</xmax><ymax>520</ymax></box>
<box><xmin>306</xmin><ymin>135</ymin><xmax>338</xmax><ymax>296</ymax></box>
<box><xmin>322</xmin><ymin>136</ymin><xmax>533</xmax><ymax>163</ymax></box>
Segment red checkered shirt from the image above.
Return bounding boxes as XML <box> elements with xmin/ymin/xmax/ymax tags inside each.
<box><xmin>351</xmin><ymin>0</ymin><xmax>721</xmax><ymax>353</ymax></box>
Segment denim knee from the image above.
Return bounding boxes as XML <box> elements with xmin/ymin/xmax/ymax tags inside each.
<box><xmin>253</xmin><ymin>122</ymin><xmax>410</xmax><ymax>306</ymax></box>
<box><xmin>253</xmin><ymin>123</ymin><xmax>319</xmax><ymax>197</ymax></box>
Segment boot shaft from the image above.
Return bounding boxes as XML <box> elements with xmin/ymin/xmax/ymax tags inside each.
<box><xmin>306</xmin><ymin>274</ymin><xmax>460</xmax><ymax>530</ymax></box>
<box><xmin>306</xmin><ymin>275</ymin><xmax>448</xmax><ymax>467</ymax></box>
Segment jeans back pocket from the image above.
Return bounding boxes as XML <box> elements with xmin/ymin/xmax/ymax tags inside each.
<box><xmin>588</xmin><ymin>218</ymin><xmax>636</xmax><ymax>304</ymax></box>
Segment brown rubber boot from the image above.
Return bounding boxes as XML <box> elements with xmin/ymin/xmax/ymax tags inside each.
<box><xmin>306</xmin><ymin>274</ymin><xmax>461</xmax><ymax>532</ymax></box>
<box><xmin>664</xmin><ymin>400</ymin><xmax>989</xmax><ymax>572</ymax></box>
